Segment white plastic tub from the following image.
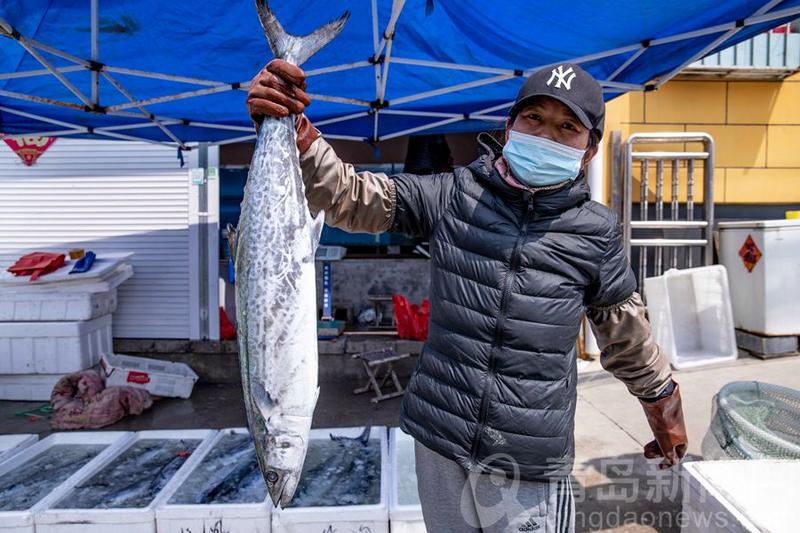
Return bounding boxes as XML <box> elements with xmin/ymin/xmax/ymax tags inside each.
<box><xmin>0</xmin><ymin>373</ymin><xmax>64</xmax><ymax>401</ymax></box>
<box><xmin>682</xmin><ymin>460</ymin><xmax>800</xmax><ymax>532</ymax></box>
<box><xmin>156</xmin><ymin>428</ymin><xmax>271</xmax><ymax>533</ymax></box>
<box><xmin>100</xmin><ymin>354</ymin><xmax>198</xmax><ymax>399</ymax></box>
<box><xmin>36</xmin><ymin>429</ymin><xmax>217</xmax><ymax>533</ymax></box>
<box><xmin>0</xmin><ymin>434</ymin><xmax>38</xmax><ymax>464</ymax></box>
<box><xmin>271</xmin><ymin>426</ymin><xmax>389</xmax><ymax>533</ymax></box>
<box><xmin>389</xmin><ymin>428</ymin><xmax>424</xmax><ymax>533</ymax></box>
<box><xmin>719</xmin><ymin>219</ymin><xmax>800</xmax><ymax>336</ymax></box>
<box><xmin>0</xmin><ymin>431</ymin><xmax>132</xmax><ymax>533</ymax></box>
<box><xmin>644</xmin><ymin>266</ymin><xmax>738</xmax><ymax>369</ymax></box>
<box><xmin>0</xmin><ymin>314</ymin><xmax>112</xmax><ymax>374</ymax></box>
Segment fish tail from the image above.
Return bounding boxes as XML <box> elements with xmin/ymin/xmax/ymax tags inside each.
<box><xmin>254</xmin><ymin>0</ymin><xmax>349</xmax><ymax>66</ymax></box>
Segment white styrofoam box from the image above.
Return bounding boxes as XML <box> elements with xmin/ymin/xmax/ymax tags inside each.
<box><xmin>719</xmin><ymin>219</ymin><xmax>800</xmax><ymax>336</ymax></box>
<box><xmin>682</xmin><ymin>460</ymin><xmax>800</xmax><ymax>533</ymax></box>
<box><xmin>272</xmin><ymin>426</ymin><xmax>389</xmax><ymax>533</ymax></box>
<box><xmin>36</xmin><ymin>429</ymin><xmax>217</xmax><ymax>533</ymax></box>
<box><xmin>0</xmin><ymin>434</ymin><xmax>38</xmax><ymax>464</ymax></box>
<box><xmin>0</xmin><ymin>288</ymin><xmax>118</xmax><ymax>322</ymax></box>
<box><xmin>0</xmin><ymin>431</ymin><xmax>133</xmax><ymax>533</ymax></box>
<box><xmin>100</xmin><ymin>353</ymin><xmax>198</xmax><ymax>399</ymax></box>
<box><xmin>155</xmin><ymin>428</ymin><xmax>271</xmax><ymax>533</ymax></box>
<box><xmin>388</xmin><ymin>428</ymin><xmax>424</xmax><ymax>533</ymax></box>
<box><xmin>0</xmin><ymin>314</ymin><xmax>112</xmax><ymax>374</ymax></box>
<box><xmin>644</xmin><ymin>266</ymin><xmax>738</xmax><ymax>370</ymax></box>
<box><xmin>0</xmin><ymin>373</ymin><xmax>63</xmax><ymax>401</ymax></box>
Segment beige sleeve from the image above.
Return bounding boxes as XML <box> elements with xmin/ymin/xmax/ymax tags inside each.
<box><xmin>298</xmin><ymin>137</ymin><xmax>396</xmax><ymax>233</ymax></box>
<box><xmin>586</xmin><ymin>292</ymin><xmax>672</xmax><ymax>399</ymax></box>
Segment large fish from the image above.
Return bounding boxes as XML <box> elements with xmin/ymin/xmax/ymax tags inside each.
<box><xmin>229</xmin><ymin>0</ymin><xmax>348</xmax><ymax>509</ymax></box>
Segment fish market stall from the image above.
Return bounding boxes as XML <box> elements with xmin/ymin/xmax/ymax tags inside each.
<box><xmin>156</xmin><ymin>428</ymin><xmax>272</xmax><ymax>533</ymax></box>
<box><xmin>271</xmin><ymin>426</ymin><xmax>389</xmax><ymax>533</ymax></box>
<box><xmin>388</xmin><ymin>428</ymin><xmax>424</xmax><ymax>533</ymax></box>
<box><xmin>0</xmin><ymin>434</ymin><xmax>38</xmax><ymax>464</ymax></box>
<box><xmin>36</xmin><ymin>429</ymin><xmax>216</xmax><ymax>533</ymax></box>
<box><xmin>0</xmin><ymin>431</ymin><xmax>132</xmax><ymax>533</ymax></box>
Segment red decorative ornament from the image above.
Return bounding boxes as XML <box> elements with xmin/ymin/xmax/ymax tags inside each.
<box><xmin>738</xmin><ymin>234</ymin><xmax>762</xmax><ymax>273</ymax></box>
<box><xmin>3</xmin><ymin>136</ymin><xmax>56</xmax><ymax>166</ymax></box>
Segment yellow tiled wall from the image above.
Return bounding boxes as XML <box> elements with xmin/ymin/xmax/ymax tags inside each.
<box><xmin>604</xmin><ymin>73</ymin><xmax>800</xmax><ymax>204</ymax></box>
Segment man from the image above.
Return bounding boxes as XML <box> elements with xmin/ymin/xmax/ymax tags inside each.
<box><xmin>247</xmin><ymin>60</ymin><xmax>688</xmax><ymax>532</ymax></box>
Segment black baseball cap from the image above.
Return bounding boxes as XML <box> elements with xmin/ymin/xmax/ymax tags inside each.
<box><xmin>509</xmin><ymin>63</ymin><xmax>605</xmax><ymax>141</ymax></box>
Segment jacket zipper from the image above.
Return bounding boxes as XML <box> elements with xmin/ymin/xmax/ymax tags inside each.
<box><xmin>468</xmin><ymin>193</ymin><xmax>535</xmax><ymax>465</ymax></box>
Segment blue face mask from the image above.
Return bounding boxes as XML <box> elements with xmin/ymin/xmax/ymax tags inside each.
<box><xmin>502</xmin><ymin>130</ymin><xmax>586</xmax><ymax>188</ymax></box>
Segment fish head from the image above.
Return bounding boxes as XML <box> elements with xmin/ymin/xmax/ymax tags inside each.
<box><xmin>263</xmin><ymin>431</ymin><xmax>306</xmax><ymax>508</ymax></box>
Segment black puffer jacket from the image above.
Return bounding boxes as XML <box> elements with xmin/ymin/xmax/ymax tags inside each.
<box><xmin>393</xmin><ymin>133</ymin><xmax>636</xmax><ymax>480</ymax></box>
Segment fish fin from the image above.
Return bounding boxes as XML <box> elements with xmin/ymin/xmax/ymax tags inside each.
<box><xmin>254</xmin><ymin>0</ymin><xmax>349</xmax><ymax>66</ymax></box>
<box><xmin>226</xmin><ymin>223</ymin><xmax>238</xmax><ymax>259</ymax></box>
<box><xmin>309</xmin><ymin>209</ymin><xmax>325</xmax><ymax>254</ymax></box>
<box><xmin>357</xmin><ymin>425</ymin><xmax>372</xmax><ymax>445</ymax></box>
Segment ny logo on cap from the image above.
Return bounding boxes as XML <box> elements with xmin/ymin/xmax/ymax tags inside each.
<box><xmin>546</xmin><ymin>65</ymin><xmax>576</xmax><ymax>90</ymax></box>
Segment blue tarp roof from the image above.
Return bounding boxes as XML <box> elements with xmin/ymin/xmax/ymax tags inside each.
<box><xmin>2</xmin><ymin>0</ymin><xmax>799</xmax><ymax>147</ymax></box>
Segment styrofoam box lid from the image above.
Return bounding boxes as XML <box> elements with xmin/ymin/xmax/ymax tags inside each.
<box><xmin>274</xmin><ymin>426</ymin><xmax>388</xmax><ymax>522</ymax></box>
<box><xmin>683</xmin><ymin>460</ymin><xmax>800</xmax><ymax>532</ymax></box>
<box><xmin>718</xmin><ymin>219</ymin><xmax>800</xmax><ymax>230</ymax></box>
<box><xmin>0</xmin><ymin>252</ymin><xmax>134</xmax><ymax>287</ymax></box>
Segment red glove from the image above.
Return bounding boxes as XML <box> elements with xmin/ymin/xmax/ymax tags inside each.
<box><xmin>247</xmin><ymin>59</ymin><xmax>319</xmax><ymax>153</ymax></box>
<box><xmin>639</xmin><ymin>380</ymin><xmax>688</xmax><ymax>469</ymax></box>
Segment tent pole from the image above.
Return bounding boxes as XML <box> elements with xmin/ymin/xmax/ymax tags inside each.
<box><xmin>101</xmin><ymin>71</ymin><xmax>188</xmax><ymax>148</ymax></box>
<box><xmin>607</xmin><ymin>46</ymin><xmax>647</xmax><ymax>81</ymax></box>
<box><xmin>305</xmin><ymin>61</ymin><xmax>371</xmax><ymax>77</ymax></box>
<box><xmin>15</xmin><ymin>40</ymin><xmax>92</xmax><ymax>106</ymax></box>
<box><xmin>381</xmin><ymin>109</ymin><xmax>462</xmax><ymax>118</ymax></box>
<box><xmin>106</xmin><ymin>84</ymin><xmax>236</xmax><ymax>112</ymax></box>
<box><xmin>91</xmin><ymin>0</ymin><xmax>99</xmax><ymax>105</ymax></box>
<box><xmin>391</xmin><ymin>73</ymin><xmax>515</xmax><ymax>106</ymax></box>
<box><xmin>103</xmin><ymin>66</ymin><xmax>224</xmax><ymax>86</ymax></box>
<box><xmin>0</xmin><ymin>105</ymin><xmax>87</xmax><ymax>129</ymax></box>
<box><xmin>370</xmin><ymin>0</ymin><xmax>383</xmax><ymax>142</ymax></box>
<box><xmin>391</xmin><ymin>57</ymin><xmax>514</xmax><ymax>75</ymax></box>
<box><xmin>305</xmin><ymin>93</ymin><xmax>371</xmax><ymax>107</ymax></box>
<box><xmin>0</xmin><ymin>89</ymin><xmax>85</xmax><ymax>110</ymax></box>
<box><xmin>0</xmin><ymin>66</ymin><xmax>84</xmax><ymax>80</ymax></box>
<box><xmin>381</xmin><ymin>116</ymin><xmax>464</xmax><ymax>141</ymax></box>
<box><xmin>315</xmin><ymin>111</ymin><xmax>370</xmax><ymax>127</ymax></box>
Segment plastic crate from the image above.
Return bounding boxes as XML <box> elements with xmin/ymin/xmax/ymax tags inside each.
<box><xmin>36</xmin><ymin>429</ymin><xmax>217</xmax><ymax>533</ymax></box>
<box><xmin>644</xmin><ymin>266</ymin><xmax>738</xmax><ymax>370</ymax></box>
<box><xmin>682</xmin><ymin>460</ymin><xmax>799</xmax><ymax>532</ymax></box>
<box><xmin>0</xmin><ymin>314</ymin><xmax>112</xmax><ymax>375</ymax></box>
<box><xmin>100</xmin><ymin>354</ymin><xmax>198</xmax><ymax>399</ymax></box>
<box><xmin>0</xmin><ymin>431</ymin><xmax>133</xmax><ymax>533</ymax></box>
<box><xmin>0</xmin><ymin>434</ymin><xmax>38</xmax><ymax>465</ymax></box>
<box><xmin>155</xmin><ymin>428</ymin><xmax>272</xmax><ymax>533</ymax></box>
<box><xmin>388</xmin><ymin>428</ymin><xmax>424</xmax><ymax>533</ymax></box>
<box><xmin>0</xmin><ymin>373</ymin><xmax>65</xmax><ymax>401</ymax></box>
<box><xmin>271</xmin><ymin>426</ymin><xmax>389</xmax><ymax>533</ymax></box>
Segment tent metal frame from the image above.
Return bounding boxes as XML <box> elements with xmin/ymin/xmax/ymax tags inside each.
<box><xmin>2</xmin><ymin>2</ymin><xmax>800</xmax><ymax>147</ymax></box>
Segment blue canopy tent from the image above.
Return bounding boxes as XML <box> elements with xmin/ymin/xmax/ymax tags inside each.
<box><xmin>2</xmin><ymin>0</ymin><xmax>800</xmax><ymax>149</ymax></box>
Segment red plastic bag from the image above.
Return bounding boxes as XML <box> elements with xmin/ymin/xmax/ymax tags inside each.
<box><xmin>7</xmin><ymin>252</ymin><xmax>66</xmax><ymax>281</ymax></box>
<box><xmin>219</xmin><ymin>307</ymin><xmax>236</xmax><ymax>340</ymax></box>
<box><xmin>392</xmin><ymin>294</ymin><xmax>430</xmax><ymax>341</ymax></box>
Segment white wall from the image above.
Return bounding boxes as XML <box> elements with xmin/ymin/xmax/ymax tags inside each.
<box><xmin>0</xmin><ymin>138</ymin><xmax>218</xmax><ymax>339</ymax></box>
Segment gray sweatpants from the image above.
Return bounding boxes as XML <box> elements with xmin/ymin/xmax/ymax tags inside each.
<box><xmin>415</xmin><ymin>440</ymin><xmax>575</xmax><ymax>533</ymax></box>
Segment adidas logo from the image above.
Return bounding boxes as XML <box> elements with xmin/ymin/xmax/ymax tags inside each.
<box><xmin>518</xmin><ymin>516</ymin><xmax>541</xmax><ymax>531</ymax></box>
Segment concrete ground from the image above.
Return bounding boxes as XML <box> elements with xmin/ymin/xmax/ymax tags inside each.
<box><xmin>1</xmin><ymin>353</ymin><xmax>798</xmax><ymax>531</ymax></box>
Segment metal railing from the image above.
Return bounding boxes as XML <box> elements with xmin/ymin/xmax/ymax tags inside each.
<box><xmin>690</xmin><ymin>23</ymin><xmax>800</xmax><ymax>71</ymax></box>
<box><xmin>622</xmin><ymin>133</ymin><xmax>715</xmax><ymax>287</ymax></box>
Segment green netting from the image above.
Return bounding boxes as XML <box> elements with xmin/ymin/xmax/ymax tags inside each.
<box><xmin>701</xmin><ymin>381</ymin><xmax>800</xmax><ymax>460</ymax></box>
